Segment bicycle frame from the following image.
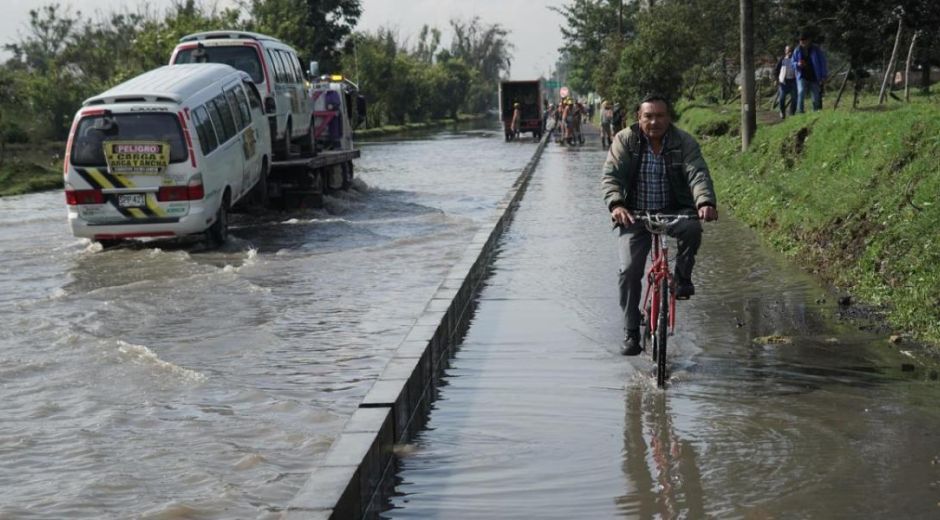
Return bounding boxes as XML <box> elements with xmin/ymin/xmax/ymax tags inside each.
<box><xmin>641</xmin><ymin>230</ymin><xmax>676</xmax><ymax>338</ymax></box>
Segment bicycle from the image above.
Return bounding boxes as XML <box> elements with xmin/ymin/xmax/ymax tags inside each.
<box><xmin>635</xmin><ymin>213</ymin><xmax>699</xmax><ymax>388</ymax></box>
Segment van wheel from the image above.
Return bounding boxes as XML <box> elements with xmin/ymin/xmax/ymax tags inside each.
<box><xmin>299</xmin><ymin>118</ymin><xmax>316</xmax><ymax>155</ymax></box>
<box><xmin>207</xmin><ymin>191</ymin><xmax>230</xmax><ymax>246</ymax></box>
<box><xmin>276</xmin><ymin>120</ymin><xmax>292</xmax><ymax>159</ymax></box>
<box><xmin>251</xmin><ymin>157</ymin><xmax>269</xmax><ymax>207</ymax></box>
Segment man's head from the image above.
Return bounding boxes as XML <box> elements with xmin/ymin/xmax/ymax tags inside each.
<box><xmin>635</xmin><ymin>94</ymin><xmax>672</xmax><ymax>141</ymax></box>
<box><xmin>799</xmin><ymin>31</ymin><xmax>812</xmax><ymax>47</ymax></box>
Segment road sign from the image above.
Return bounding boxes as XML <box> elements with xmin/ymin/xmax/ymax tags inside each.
<box><xmin>544</xmin><ymin>80</ymin><xmax>559</xmax><ymax>89</ymax></box>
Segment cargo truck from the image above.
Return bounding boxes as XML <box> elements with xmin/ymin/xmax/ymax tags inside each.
<box><xmin>498</xmin><ymin>80</ymin><xmax>543</xmax><ymax>141</ymax></box>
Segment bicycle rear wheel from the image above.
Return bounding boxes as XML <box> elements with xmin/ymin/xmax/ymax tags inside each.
<box><xmin>656</xmin><ymin>278</ymin><xmax>669</xmax><ymax>387</ymax></box>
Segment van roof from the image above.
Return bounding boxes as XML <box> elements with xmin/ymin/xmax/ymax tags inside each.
<box><xmin>179</xmin><ymin>30</ymin><xmax>283</xmax><ymax>44</ymax></box>
<box><xmin>83</xmin><ymin>64</ymin><xmax>246</xmax><ymax>106</ymax></box>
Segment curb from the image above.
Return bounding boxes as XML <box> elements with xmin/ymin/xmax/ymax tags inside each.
<box><xmin>283</xmin><ymin>131</ymin><xmax>552</xmax><ymax>519</ymax></box>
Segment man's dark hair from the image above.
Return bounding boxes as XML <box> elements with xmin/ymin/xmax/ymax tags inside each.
<box><xmin>634</xmin><ymin>93</ymin><xmax>674</xmax><ymax>118</ymax></box>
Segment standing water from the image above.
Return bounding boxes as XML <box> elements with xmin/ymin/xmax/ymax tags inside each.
<box><xmin>0</xmin><ymin>123</ymin><xmax>540</xmax><ymax>518</ymax></box>
<box><xmin>386</xmin><ymin>129</ymin><xmax>940</xmax><ymax>518</ymax></box>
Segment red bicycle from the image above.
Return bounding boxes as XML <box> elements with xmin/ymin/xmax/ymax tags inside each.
<box><xmin>636</xmin><ymin>213</ymin><xmax>698</xmax><ymax>388</ymax></box>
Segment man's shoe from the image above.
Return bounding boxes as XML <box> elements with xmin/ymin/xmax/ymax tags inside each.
<box><xmin>675</xmin><ymin>281</ymin><xmax>695</xmax><ymax>300</ymax></box>
<box><xmin>620</xmin><ymin>331</ymin><xmax>642</xmax><ymax>356</ymax></box>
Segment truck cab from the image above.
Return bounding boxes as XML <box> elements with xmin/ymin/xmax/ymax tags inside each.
<box><xmin>309</xmin><ymin>74</ymin><xmax>366</xmax><ymax>152</ymax></box>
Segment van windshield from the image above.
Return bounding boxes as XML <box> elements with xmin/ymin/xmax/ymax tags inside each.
<box><xmin>71</xmin><ymin>113</ymin><xmax>188</xmax><ymax>166</ymax></box>
<box><xmin>174</xmin><ymin>45</ymin><xmax>264</xmax><ymax>84</ymax></box>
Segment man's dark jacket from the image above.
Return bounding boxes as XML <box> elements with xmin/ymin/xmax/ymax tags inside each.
<box><xmin>601</xmin><ymin>123</ymin><xmax>717</xmax><ymax>212</ymax></box>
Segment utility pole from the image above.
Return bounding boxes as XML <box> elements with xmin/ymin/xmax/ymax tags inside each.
<box><xmin>618</xmin><ymin>0</ymin><xmax>623</xmax><ymax>39</ymax></box>
<box><xmin>740</xmin><ymin>0</ymin><xmax>756</xmax><ymax>150</ymax></box>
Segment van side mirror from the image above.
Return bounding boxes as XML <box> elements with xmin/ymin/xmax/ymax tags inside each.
<box><xmin>264</xmin><ymin>96</ymin><xmax>277</xmax><ymax>115</ymax></box>
<box><xmin>308</xmin><ymin>61</ymin><xmax>319</xmax><ymax>79</ymax></box>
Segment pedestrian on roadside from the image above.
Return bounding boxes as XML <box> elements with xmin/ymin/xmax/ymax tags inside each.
<box><xmin>600</xmin><ymin>100</ymin><xmax>614</xmax><ymax>149</ymax></box>
<box><xmin>793</xmin><ymin>31</ymin><xmax>828</xmax><ymax>112</ymax></box>
<box><xmin>573</xmin><ymin>101</ymin><xmax>585</xmax><ymax>145</ymax></box>
<box><xmin>510</xmin><ymin>102</ymin><xmax>522</xmax><ymax>139</ymax></box>
<box><xmin>543</xmin><ymin>103</ymin><xmax>555</xmax><ymax>136</ymax></box>
<box><xmin>562</xmin><ymin>98</ymin><xmax>574</xmax><ymax>144</ymax></box>
<box><xmin>611</xmin><ymin>102</ymin><xmax>625</xmax><ymax>134</ymax></box>
<box><xmin>773</xmin><ymin>44</ymin><xmax>797</xmax><ymax>119</ymax></box>
<box><xmin>602</xmin><ymin>94</ymin><xmax>718</xmax><ymax>356</ymax></box>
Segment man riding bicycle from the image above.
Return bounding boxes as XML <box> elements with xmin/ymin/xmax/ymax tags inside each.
<box><xmin>601</xmin><ymin>94</ymin><xmax>718</xmax><ymax>356</ymax></box>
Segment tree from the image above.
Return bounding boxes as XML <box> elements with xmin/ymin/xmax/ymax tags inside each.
<box><xmin>247</xmin><ymin>0</ymin><xmax>361</xmax><ymax>71</ymax></box>
<box><xmin>552</xmin><ymin>0</ymin><xmax>634</xmax><ymax>96</ymax></box>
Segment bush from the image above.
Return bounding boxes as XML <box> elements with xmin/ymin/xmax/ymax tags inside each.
<box><xmin>2</xmin><ymin>121</ymin><xmax>30</xmax><ymax>144</ymax></box>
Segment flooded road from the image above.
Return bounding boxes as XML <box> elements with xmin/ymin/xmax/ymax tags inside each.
<box><xmin>0</xmin><ymin>124</ymin><xmax>540</xmax><ymax>518</ymax></box>
<box><xmin>386</xmin><ymin>131</ymin><xmax>940</xmax><ymax>518</ymax></box>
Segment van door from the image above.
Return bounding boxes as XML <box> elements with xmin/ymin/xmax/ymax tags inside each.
<box><xmin>228</xmin><ymin>83</ymin><xmax>263</xmax><ymax>197</ymax></box>
<box><xmin>205</xmin><ymin>91</ymin><xmax>245</xmax><ymax>203</ymax></box>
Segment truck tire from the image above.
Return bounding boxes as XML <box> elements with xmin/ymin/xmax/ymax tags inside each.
<box><xmin>341</xmin><ymin>162</ymin><xmax>353</xmax><ymax>190</ymax></box>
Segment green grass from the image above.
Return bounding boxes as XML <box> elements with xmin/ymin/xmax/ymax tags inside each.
<box><xmin>691</xmin><ymin>94</ymin><xmax>940</xmax><ymax>345</ymax></box>
<box><xmin>0</xmin><ymin>142</ymin><xmax>63</xmax><ymax>196</ymax></box>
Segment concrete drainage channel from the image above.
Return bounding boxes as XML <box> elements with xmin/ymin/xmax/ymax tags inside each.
<box><xmin>284</xmin><ymin>132</ymin><xmax>552</xmax><ymax>519</ymax></box>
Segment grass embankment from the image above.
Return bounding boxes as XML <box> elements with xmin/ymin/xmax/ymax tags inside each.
<box><xmin>0</xmin><ymin>142</ymin><xmax>63</xmax><ymax>196</ymax></box>
<box><xmin>678</xmin><ymin>96</ymin><xmax>940</xmax><ymax>345</ymax></box>
<box><xmin>354</xmin><ymin>113</ymin><xmax>488</xmax><ymax>138</ymax></box>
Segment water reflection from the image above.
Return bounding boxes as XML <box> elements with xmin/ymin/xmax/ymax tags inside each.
<box><xmin>618</xmin><ymin>385</ymin><xmax>705</xmax><ymax>519</ymax></box>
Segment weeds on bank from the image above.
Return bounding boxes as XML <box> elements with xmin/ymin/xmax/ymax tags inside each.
<box><xmin>687</xmin><ymin>96</ymin><xmax>940</xmax><ymax>344</ymax></box>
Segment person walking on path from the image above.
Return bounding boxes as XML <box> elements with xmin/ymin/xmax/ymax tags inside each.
<box><xmin>600</xmin><ymin>100</ymin><xmax>614</xmax><ymax>149</ymax></box>
<box><xmin>510</xmin><ymin>102</ymin><xmax>522</xmax><ymax>140</ymax></box>
<box><xmin>793</xmin><ymin>31</ymin><xmax>828</xmax><ymax>112</ymax></box>
<box><xmin>611</xmin><ymin>102</ymin><xmax>625</xmax><ymax>134</ymax></box>
<box><xmin>773</xmin><ymin>44</ymin><xmax>797</xmax><ymax>118</ymax></box>
<box><xmin>601</xmin><ymin>94</ymin><xmax>718</xmax><ymax>356</ymax></box>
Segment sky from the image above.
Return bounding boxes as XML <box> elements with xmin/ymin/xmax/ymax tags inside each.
<box><xmin>0</xmin><ymin>0</ymin><xmax>565</xmax><ymax>79</ymax></box>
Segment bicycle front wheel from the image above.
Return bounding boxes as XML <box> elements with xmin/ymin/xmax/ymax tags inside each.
<box><xmin>656</xmin><ymin>278</ymin><xmax>669</xmax><ymax>387</ymax></box>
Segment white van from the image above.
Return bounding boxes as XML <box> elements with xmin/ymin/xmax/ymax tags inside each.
<box><xmin>64</xmin><ymin>63</ymin><xmax>271</xmax><ymax>247</ymax></box>
<box><xmin>170</xmin><ymin>31</ymin><xmax>313</xmax><ymax>158</ymax></box>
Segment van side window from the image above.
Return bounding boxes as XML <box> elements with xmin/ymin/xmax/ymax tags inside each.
<box><xmin>232</xmin><ymin>86</ymin><xmax>252</xmax><ymax>125</ymax></box>
<box><xmin>268</xmin><ymin>49</ymin><xmax>285</xmax><ymax>83</ymax></box>
<box><xmin>225</xmin><ymin>88</ymin><xmax>247</xmax><ymax>130</ymax></box>
<box><xmin>279</xmin><ymin>50</ymin><xmax>296</xmax><ymax>83</ymax></box>
<box><xmin>243</xmin><ymin>80</ymin><xmax>262</xmax><ymax>110</ymax></box>
<box><xmin>291</xmin><ymin>54</ymin><xmax>305</xmax><ymax>82</ymax></box>
<box><xmin>282</xmin><ymin>51</ymin><xmax>299</xmax><ymax>83</ymax></box>
<box><xmin>211</xmin><ymin>96</ymin><xmax>236</xmax><ymax>143</ymax></box>
<box><xmin>192</xmin><ymin>106</ymin><xmax>218</xmax><ymax>155</ymax></box>
<box><xmin>205</xmin><ymin>100</ymin><xmax>228</xmax><ymax>145</ymax></box>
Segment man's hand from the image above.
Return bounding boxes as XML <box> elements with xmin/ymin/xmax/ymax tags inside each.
<box><xmin>611</xmin><ymin>206</ymin><xmax>634</xmax><ymax>226</ymax></box>
<box><xmin>698</xmin><ymin>205</ymin><xmax>718</xmax><ymax>222</ymax></box>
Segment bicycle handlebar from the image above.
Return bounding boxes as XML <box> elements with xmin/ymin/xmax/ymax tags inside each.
<box><xmin>611</xmin><ymin>212</ymin><xmax>699</xmax><ymax>233</ymax></box>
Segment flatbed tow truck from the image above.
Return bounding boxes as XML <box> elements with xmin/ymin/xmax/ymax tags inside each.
<box><xmin>263</xmin><ymin>74</ymin><xmax>365</xmax><ymax>208</ymax></box>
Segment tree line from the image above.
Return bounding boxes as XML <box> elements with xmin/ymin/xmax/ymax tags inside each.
<box><xmin>0</xmin><ymin>0</ymin><xmax>513</xmax><ymax>142</ymax></box>
<box><xmin>553</xmin><ymin>0</ymin><xmax>940</xmax><ymax>110</ymax></box>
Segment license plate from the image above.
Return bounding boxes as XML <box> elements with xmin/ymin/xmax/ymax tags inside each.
<box><xmin>117</xmin><ymin>193</ymin><xmax>146</xmax><ymax>208</ymax></box>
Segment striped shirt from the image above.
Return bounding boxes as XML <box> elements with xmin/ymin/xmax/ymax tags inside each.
<box><xmin>629</xmin><ymin>137</ymin><xmax>672</xmax><ymax>211</ymax></box>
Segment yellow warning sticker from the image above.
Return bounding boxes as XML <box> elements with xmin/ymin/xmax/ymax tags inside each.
<box><xmin>103</xmin><ymin>141</ymin><xmax>170</xmax><ymax>175</ymax></box>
